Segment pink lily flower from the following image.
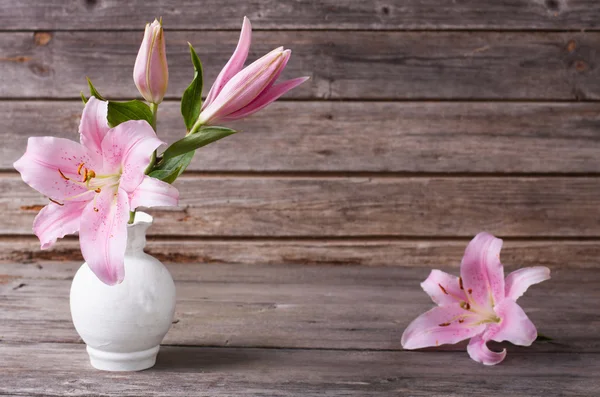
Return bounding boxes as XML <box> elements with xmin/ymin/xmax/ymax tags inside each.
<box><xmin>13</xmin><ymin>97</ymin><xmax>179</xmax><ymax>285</ymax></box>
<box><xmin>133</xmin><ymin>18</ymin><xmax>169</xmax><ymax>104</ymax></box>
<box><xmin>197</xmin><ymin>17</ymin><xmax>309</xmax><ymax>125</ymax></box>
<box><xmin>401</xmin><ymin>232</ymin><xmax>550</xmax><ymax>365</ymax></box>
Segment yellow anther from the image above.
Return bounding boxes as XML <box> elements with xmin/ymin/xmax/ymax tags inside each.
<box><xmin>77</xmin><ymin>163</ymin><xmax>85</xmax><ymax>175</ymax></box>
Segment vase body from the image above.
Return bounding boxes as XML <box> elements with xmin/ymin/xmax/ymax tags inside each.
<box><xmin>70</xmin><ymin>212</ymin><xmax>176</xmax><ymax>371</ymax></box>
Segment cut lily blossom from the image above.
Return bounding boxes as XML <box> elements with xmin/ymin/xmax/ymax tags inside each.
<box><xmin>13</xmin><ymin>97</ymin><xmax>179</xmax><ymax>285</ymax></box>
<box><xmin>197</xmin><ymin>17</ymin><xmax>309</xmax><ymax>125</ymax></box>
<box><xmin>134</xmin><ymin>19</ymin><xmax>169</xmax><ymax>104</ymax></box>
<box><xmin>401</xmin><ymin>232</ymin><xmax>550</xmax><ymax>365</ymax></box>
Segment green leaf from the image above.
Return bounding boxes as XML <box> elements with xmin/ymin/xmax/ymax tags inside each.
<box><xmin>107</xmin><ymin>100</ymin><xmax>154</xmax><ymax>128</ymax></box>
<box><xmin>180</xmin><ymin>43</ymin><xmax>204</xmax><ymax>132</ymax></box>
<box><xmin>149</xmin><ymin>151</ymin><xmax>195</xmax><ymax>184</ymax></box>
<box><xmin>87</xmin><ymin>77</ymin><xmax>105</xmax><ymax>101</ymax></box>
<box><xmin>162</xmin><ymin>126</ymin><xmax>236</xmax><ymax>160</ymax></box>
<box><xmin>535</xmin><ymin>333</ymin><xmax>553</xmax><ymax>342</ymax></box>
<box><xmin>81</xmin><ymin>92</ymin><xmax>88</xmax><ymax>104</ymax></box>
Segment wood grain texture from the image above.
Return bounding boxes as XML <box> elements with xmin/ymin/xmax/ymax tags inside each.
<box><xmin>2</xmin><ymin>237</ymin><xmax>600</xmax><ymax>269</ymax></box>
<box><xmin>4</xmin><ymin>101</ymin><xmax>600</xmax><ymax>173</ymax></box>
<box><xmin>2</xmin><ymin>344</ymin><xmax>599</xmax><ymax>397</ymax></box>
<box><xmin>1</xmin><ymin>0</ymin><xmax>600</xmax><ymax>31</ymax></box>
<box><xmin>0</xmin><ymin>263</ymin><xmax>594</xmax><ymax>352</ymax></box>
<box><xmin>2</xmin><ymin>31</ymin><xmax>599</xmax><ymax>99</ymax></box>
<box><xmin>3</xmin><ymin>175</ymin><xmax>600</xmax><ymax>237</ymax></box>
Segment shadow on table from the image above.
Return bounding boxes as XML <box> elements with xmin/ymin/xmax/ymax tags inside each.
<box><xmin>153</xmin><ymin>346</ymin><xmax>260</xmax><ymax>372</ymax></box>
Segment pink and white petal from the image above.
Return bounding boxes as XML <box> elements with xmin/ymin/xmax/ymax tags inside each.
<box><xmin>79</xmin><ymin>188</ymin><xmax>129</xmax><ymax>286</ymax></box>
<box><xmin>79</xmin><ymin>97</ymin><xmax>109</xmax><ymax>162</ymax></box>
<box><xmin>33</xmin><ymin>201</ymin><xmax>87</xmax><ymax>249</ymax></box>
<box><xmin>201</xmin><ymin>49</ymin><xmax>288</xmax><ymax>123</ymax></box>
<box><xmin>129</xmin><ymin>176</ymin><xmax>179</xmax><ymax>210</ymax></box>
<box><xmin>401</xmin><ymin>304</ymin><xmax>486</xmax><ymax>350</ymax></box>
<box><xmin>460</xmin><ymin>232</ymin><xmax>505</xmax><ymax>310</ymax></box>
<box><xmin>14</xmin><ymin>136</ymin><xmax>98</xmax><ymax>201</ymax></box>
<box><xmin>203</xmin><ymin>16</ymin><xmax>252</xmax><ymax>108</ymax></box>
<box><xmin>467</xmin><ymin>335</ymin><xmax>507</xmax><ymax>366</ymax></box>
<box><xmin>420</xmin><ymin>269</ymin><xmax>467</xmax><ymax>306</ymax></box>
<box><xmin>485</xmin><ymin>299</ymin><xmax>538</xmax><ymax>346</ymax></box>
<box><xmin>505</xmin><ymin>266</ymin><xmax>551</xmax><ymax>301</ymax></box>
<box><xmin>222</xmin><ymin>77</ymin><xmax>310</xmax><ymax>121</ymax></box>
<box><xmin>100</xmin><ymin>120</ymin><xmax>164</xmax><ymax>192</ymax></box>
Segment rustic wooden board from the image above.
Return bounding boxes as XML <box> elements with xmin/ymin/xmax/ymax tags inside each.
<box><xmin>4</xmin><ymin>101</ymin><xmax>600</xmax><ymax>173</ymax></box>
<box><xmin>2</xmin><ymin>31</ymin><xmax>599</xmax><ymax>99</ymax></box>
<box><xmin>3</xmin><ymin>175</ymin><xmax>600</xmax><ymax>237</ymax></box>
<box><xmin>0</xmin><ymin>263</ymin><xmax>595</xmax><ymax>352</ymax></box>
<box><xmin>2</xmin><ymin>343</ymin><xmax>598</xmax><ymax>397</ymax></box>
<box><xmin>2</xmin><ymin>237</ymin><xmax>600</xmax><ymax>269</ymax></box>
<box><xmin>1</xmin><ymin>0</ymin><xmax>600</xmax><ymax>31</ymax></box>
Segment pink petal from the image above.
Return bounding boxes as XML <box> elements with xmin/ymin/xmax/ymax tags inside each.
<box><xmin>13</xmin><ymin>136</ymin><xmax>99</xmax><ymax>202</ymax></box>
<box><xmin>79</xmin><ymin>97</ymin><xmax>109</xmax><ymax>162</ymax></box>
<box><xmin>129</xmin><ymin>175</ymin><xmax>179</xmax><ymax>209</ymax></box>
<box><xmin>401</xmin><ymin>304</ymin><xmax>486</xmax><ymax>350</ymax></box>
<box><xmin>467</xmin><ymin>334</ymin><xmax>507</xmax><ymax>365</ymax></box>
<box><xmin>133</xmin><ymin>20</ymin><xmax>168</xmax><ymax>104</ymax></box>
<box><xmin>200</xmin><ymin>48</ymin><xmax>288</xmax><ymax>124</ymax></box>
<box><xmin>505</xmin><ymin>266</ymin><xmax>551</xmax><ymax>301</ymax></box>
<box><xmin>33</xmin><ymin>201</ymin><xmax>87</xmax><ymax>249</ymax></box>
<box><xmin>100</xmin><ymin>120</ymin><xmax>164</xmax><ymax>192</ymax></box>
<box><xmin>460</xmin><ymin>232</ymin><xmax>505</xmax><ymax>310</ymax></box>
<box><xmin>203</xmin><ymin>16</ymin><xmax>252</xmax><ymax>108</ymax></box>
<box><xmin>485</xmin><ymin>299</ymin><xmax>538</xmax><ymax>346</ymax></box>
<box><xmin>133</xmin><ymin>22</ymin><xmax>154</xmax><ymax>101</ymax></box>
<box><xmin>222</xmin><ymin>77</ymin><xmax>309</xmax><ymax>121</ymax></box>
<box><xmin>420</xmin><ymin>269</ymin><xmax>467</xmax><ymax>306</ymax></box>
<box><xmin>79</xmin><ymin>187</ymin><xmax>129</xmax><ymax>285</ymax></box>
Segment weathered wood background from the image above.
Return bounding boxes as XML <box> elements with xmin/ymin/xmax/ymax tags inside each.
<box><xmin>1</xmin><ymin>1</ymin><xmax>600</xmax><ymax>396</ymax></box>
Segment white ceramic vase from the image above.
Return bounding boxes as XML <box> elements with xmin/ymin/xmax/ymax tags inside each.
<box><xmin>70</xmin><ymin>212</ymin><xmax>176</xmax><ymax>372</ymax></box>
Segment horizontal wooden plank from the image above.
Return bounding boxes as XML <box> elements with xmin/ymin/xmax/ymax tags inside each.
<box><xmin>5</xmin><ymin>101</ymin><xmax>600</xmax><ymax>173</ymax></box>
<box><xmin>2</xmin><ymin>344</ymin><xmax>598</xmax><ymax>396</ymax></box>
<box><xmin>2</xmin><ymin>237</ymin><xmax>600</xmax><ymax>269</ymax></box>
<box><xmin>3</xmin><ymin>175</ymin><xmax>600</xmax><ymax>237</ymax></box>
<box><xmin>1</xmin><ymin>0</ymin><xmax>600</xmax><ymax>31</ymax></box>
<box><xmin>0</xmin><ymin>263</ymin><xmax>595</xmax><ymax>352</ymax></box>
<box><xmin>2</xmin><ymin>31</ymin><xmax>600</xmax><ymax>99</ymax></box>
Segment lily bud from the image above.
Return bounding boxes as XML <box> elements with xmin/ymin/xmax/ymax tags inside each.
<box><xmin>133</xmin><ymin>19</ymin><xmax>168</xmax><ymax>104</ymax></box>
<box><xmin>197</xmin><ymin>17</ymin><xmax>308</xmax><ymax>126</ymax></box>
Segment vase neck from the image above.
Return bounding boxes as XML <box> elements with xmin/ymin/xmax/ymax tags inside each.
<box><xmin>125</xmin><ymin>212</ymin><xmax>153</xmax><ymax>255</ymax></box>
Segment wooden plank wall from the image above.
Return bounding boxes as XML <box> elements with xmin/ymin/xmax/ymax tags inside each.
<box><xmin>1</xmin><ymin>0</ymin><xmax>600</xmax><ymax>268</ymax></box>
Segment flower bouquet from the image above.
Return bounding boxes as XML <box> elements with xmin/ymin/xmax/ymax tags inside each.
<box><xmin>13</xmin><ymin>17</ymin><xmax>307</xmax><ymax>371</ymax></box>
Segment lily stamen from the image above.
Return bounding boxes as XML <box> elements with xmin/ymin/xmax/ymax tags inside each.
<box><xmin>49</xmin><ymin>198</ymin><xmax>64</xmax><ymax>206</ymax></box>
<box><xmin>58</xmin><ymin>169</ymin><xmax>70</xmax><ymax>181</ymax></box>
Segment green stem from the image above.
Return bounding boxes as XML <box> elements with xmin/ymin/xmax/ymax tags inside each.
<box><xmin>134</xmin><ymin>102</ymin><xmax>161</xmax><ymax>224</ymax></box>
<box><xmin>145</xmin><ymin>102</ymin><xmax>160</xmax><ymax>175</ymax></box>
<box><xmin>150</xmin><ymin>102</ymin><xmax>159</xmax><ymax>131</ymax></box>
<box><xmin>188</xmin><ymin>117</ymin><xmax>204</xmax><ymax>136</ymax></box>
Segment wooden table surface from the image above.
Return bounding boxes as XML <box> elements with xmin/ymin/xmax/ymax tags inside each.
<box><xmin>2</xmin><ymin>0</ymin><xmax>600</xmax><ymax>395</ymax></box>
<box><xmin>1</xmin><ymin>261</ymin><xmax>598</xmax><ymax>396</ymax></box>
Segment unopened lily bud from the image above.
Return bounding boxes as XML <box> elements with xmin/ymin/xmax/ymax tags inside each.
<box><xmin>197</xmin><ymin>17</ymin><xmax>308</xmax><ymax>126</ymax></box>
<box><xmin>133</xmin><ymin>19</ymin><xmax>168</xmax><ymax>104</ymax></box>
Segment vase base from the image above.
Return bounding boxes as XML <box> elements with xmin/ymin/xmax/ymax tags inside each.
<box><xmin>86</xmin><ymin>345</ymin><xmax>160</xmax><ymax>371</ymax></box>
